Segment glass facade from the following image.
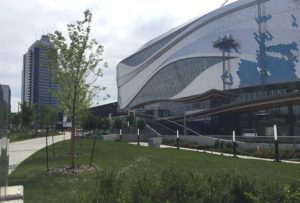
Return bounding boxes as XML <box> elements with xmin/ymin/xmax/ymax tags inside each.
<box><xmin>238</xmin><ymin>104</ymin><xmax>299</xmax><ymax>137</ymax></box>
<box><xmin>142</xmin><ymin>99</ymin><xmax>211</xmax><ymax>118</ymax></box>
<box><xmin>0</xmin><ymin>85</ymin><xmax>10</xmax><ymax>197</ymax></box>
<box><xmin>122</xmin><ymin>27</ymin><xmax>187</xmax><ymax>66</ymax></box>
<box><xmin>22</xmin><ymin>35</ymin><xmax>57</xmax><ymax>107</ymax></box>
<box><xmin>129</xmin><ymin>57</ymin><xmax>223</xmax><ymax>108</ymax></box>
<box><xmin>135</xmin><ymin>82</ymin><xmax>300</xmax><ymax>137</ymax></box>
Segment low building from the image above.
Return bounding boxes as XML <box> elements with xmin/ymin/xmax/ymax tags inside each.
<box><xmin>89</xmin><ymin>102</ymin><xmax>119</xmax><ymax>118</ymax></box>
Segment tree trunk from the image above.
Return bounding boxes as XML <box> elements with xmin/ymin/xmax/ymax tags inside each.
<box><xmin>70</xmin><ymin>89</ymin><xmax>77</xmax><ymax>169</ymax></box>
<box><xmin>70</xmin><ymin>118</ymin><xmax>75</xmax><ymax>169</ymax></box>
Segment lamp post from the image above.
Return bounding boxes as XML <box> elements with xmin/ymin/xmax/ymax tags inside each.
<box><xmin>232</xmin><ymin>130</ymin><xmax>238</xmax><ymax>158</ymax></box>
<box><xmin>45</xmin><ymin>131</ymin><xmax>49</xmax><ymax>172</ymax></box>
<box><xmin>183</xmin><ymin>106</ymin><xmax>187</xmax><ymax>136</ymax></box>
<box><xmin>17</xmin><ymin>102</ymin><xmax>21</xmax><ymax>129</ymax></box>
<box><xmin>274</xmin><ymin>124</ymin><xmax>280</xmax><ymax>162</ymax></box>
<box><xmin>137</xmin><ymin>128</ymin><xmax>140</xmax><ymax>145</ymax></box>
<box><xmin>127</xmin><ymin>121</ymin><xmax>129</xmax><ymax>134</ymax></box>
<box><xmin>176</xmin><ymin>130</ymin><xmax>180</xmax><ymax>149</ymax></box>
<box><xmin>51</xmin><ymin>128</ymin><xmax>55</xmax><ymax>157</ymax></box>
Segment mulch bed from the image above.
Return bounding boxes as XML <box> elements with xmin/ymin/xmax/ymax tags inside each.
<box><xmin>46</xmin><ymin>165</ymin><xmax>99</xmax><ymax>175</ymax></box>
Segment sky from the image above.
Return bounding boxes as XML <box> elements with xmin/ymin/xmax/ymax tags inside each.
<box><xmin>0</xmin><ymin>0</ymin><xmax>237</xmax><ymax>112</ymax></box>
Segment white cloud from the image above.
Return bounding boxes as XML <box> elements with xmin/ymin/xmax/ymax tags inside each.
<box><xmin>0</xmin><ymin>0</ymin><xmax>237</xmax><ymax>112</ymax></box>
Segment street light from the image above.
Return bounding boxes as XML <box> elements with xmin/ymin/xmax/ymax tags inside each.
<box><xmin>273</xmin><ymin>124</ymin><xmax>280</xmax><ymax>162</ymax></box>
<box><xmin>137</xmin><ymin>128</ymin><xmax>140</xmax><ymax>145</ymax></box>
<box><xmin>232</xmin><ymin>130</ymin><xmax>238</xmax><ymax>158</ymax></box>
<box><xmin>127</xmin><ymin>121</ymin><xmax>129</xmax><ymax>134</ymax></box>
<box><xmin>176</xmin><ymin>130</ymin><xmax>180</xmax><ymax>149</ymax></box>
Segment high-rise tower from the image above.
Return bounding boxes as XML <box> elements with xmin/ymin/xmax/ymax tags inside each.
<box><xmin>21</xmin><ymin>35</ymin><xmax>57</xmax><ymax>107</ymax></box>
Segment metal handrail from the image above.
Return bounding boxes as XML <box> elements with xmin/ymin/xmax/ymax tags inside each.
<box><xmin>137</xmin><ymin>112</ymin><xmax>202</xmax><ymax>136</ymax></box>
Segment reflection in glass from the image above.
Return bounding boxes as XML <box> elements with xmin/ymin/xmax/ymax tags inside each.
<box><xmin>0</xmin><ymin>85</ymin><xmax>9</xmax><ymax>199</ymax></box>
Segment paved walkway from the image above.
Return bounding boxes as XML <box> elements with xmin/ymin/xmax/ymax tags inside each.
<box><xmin>130</xmin><ymin>142</ymin><xmax>300</xmax><ymax>164</ymax></box>
<box><xmin>8</xmin><ymin>133</ymin><xmax>71</xmax><ymax>174</ymax></box>
<box><xmin>7</xmin><ymin>136</ymin><xmax>299</xmax><ymax>175</ymax></box>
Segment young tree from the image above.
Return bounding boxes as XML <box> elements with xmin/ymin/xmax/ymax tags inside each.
<box><xmin>10</xmin><ymin>113</ymin><xmax>21</xmax><ymax>130</ymax></box>
<box><xmin>127</xmin><ymin>114</ymin><xmax>135</xmax><ymax>126</ymax></box>
<box><xmin>81</xmin><ymin>112</ymin><xmax>97</xmax><ymax>131</ymax></box>
<box><xmin>113</xmin><ymin>118</ymin><xmax>122</xmax><ymax>130</ymax></box>
<box><xmin>101</xmin><ymin>118</ymin><xmax>110</xmax><ymax>134</ymax></box>
<box><xmin>48</xmin><ymin>10</ymin><xmax>106</xmax><ymax>168</ymax></box>
<box><xmin>96</xmin><ymin>117</ymin><xmax>103</xmax><ymax>132</ymax></box>
<box><xmin>38</xmin><ymin>105</ymin><xmax>58</xmax><ymax>129</ymax></box>
<box><xmin>137</xmin><ymin>119</ymin><xmax>146</xmax><ymax>130</ymax></box>
<box><xmin>20</xmin><ymin>102</ymin><xmax>34</xmax><ymax>135</ymax></box>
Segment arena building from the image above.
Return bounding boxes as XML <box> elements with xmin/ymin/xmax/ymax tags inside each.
<box><xmin>117</xmin><ymin>0</ymin><xmax>300</xmax><ymax>137</ymax></box>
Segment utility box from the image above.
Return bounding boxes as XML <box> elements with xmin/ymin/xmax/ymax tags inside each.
<box><xmin>148</xmin><ymin>137</ymin><xmax>162</xmax><ymax>148</ymax></box>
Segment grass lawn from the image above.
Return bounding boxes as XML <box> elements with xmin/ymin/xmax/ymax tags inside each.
<box><xmin>8</xmin><ymin>131</ymin><xmax>34</xmax><ymax>142</ymax></box>
<box><xmin>9</xmin><ymin>139</ymin><xmax>300</xmax><ymax>203</ymax></box>
<box><xmin>9</xmin><ymin>130</ymin><xmax>59</xmax><ymax>142</ymax></box>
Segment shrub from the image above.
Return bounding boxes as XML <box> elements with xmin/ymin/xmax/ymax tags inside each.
<box><xmin>101</xmin><ymin>118</ymin><xmax>110</xmax><ymax>134</ymax></box>
<box><xmin>113</xmin><ymin>118</ymin><xmax>122</xmax><ymax>130</ymax></box>
<box><xmin>88</xmin><ymin>167</ymin><xmax>299</xmax><ymax>203</ymax></box>
<box><xmin>214</xmin><ymin>140</ymin><xmax>220</xmax><ymax>148</ymax></box>
<box><xmin>219</xmin><ymin>141</ymin><xmax>225</xmax><ymax>149</ymax></box>
<box><xmin>81</xmin><ymin>113</ymin><xmax>97</xmax><ymax>131</ymax></box>
<box><xmin>127</xmin><ymin>114</ymin><xmax>135</xmax><ymax>126</ymax></box>
<box><xmin>136</xmin><ymin>119</ymin><xmax>146</xmax><ymax>130</ymax></box>
<box><xmin>88</xmin><ymin>170</ymin><xmax>124</xmax><ymax>203</ymax></box>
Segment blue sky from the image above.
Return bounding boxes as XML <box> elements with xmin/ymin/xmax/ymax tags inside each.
<box><xmin>0</xmin><ymin>0</ymin><xmax>237</xmax><ymax>112</ymax></box>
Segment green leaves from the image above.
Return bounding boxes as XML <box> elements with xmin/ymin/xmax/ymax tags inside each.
<box><xmin>19</xmin><ymin>102</ymin><xmax>35</xmax><ymax>134</ymax></box>
<box><xmin>47</xmin><ymin>9</ymin><xmax>108</xmax><ymax>168</ymax></box>
<box><xmin>47</xmin><ymin>9</ymin><xmax>107</xmax><ymax>124</ymax></box>
<box><xmin>38</xmin><ymin>105</ymin><xmax>58</xmax><ymax>128</ymax></box>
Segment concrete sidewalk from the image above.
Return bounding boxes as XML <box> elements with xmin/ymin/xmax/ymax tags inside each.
<box><xmin>130</xmin><ymin>142</ymin><xmax>300</xmax><ymax>164</ymax></box>
<box><xmin>8</xmin><ymin>133</ymin><xmax>71</xmax><ymax>174</ymax></box>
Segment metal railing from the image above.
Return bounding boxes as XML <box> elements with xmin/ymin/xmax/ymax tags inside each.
<box><xmin>207</xmin><ymin>135</ymin><xmax>300</xmax><ymax>145</ymax></box>
<box><xmin>137</xmin><ymin>112</ymin><xmax>202</xmax><ymax>136</ymax></box>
